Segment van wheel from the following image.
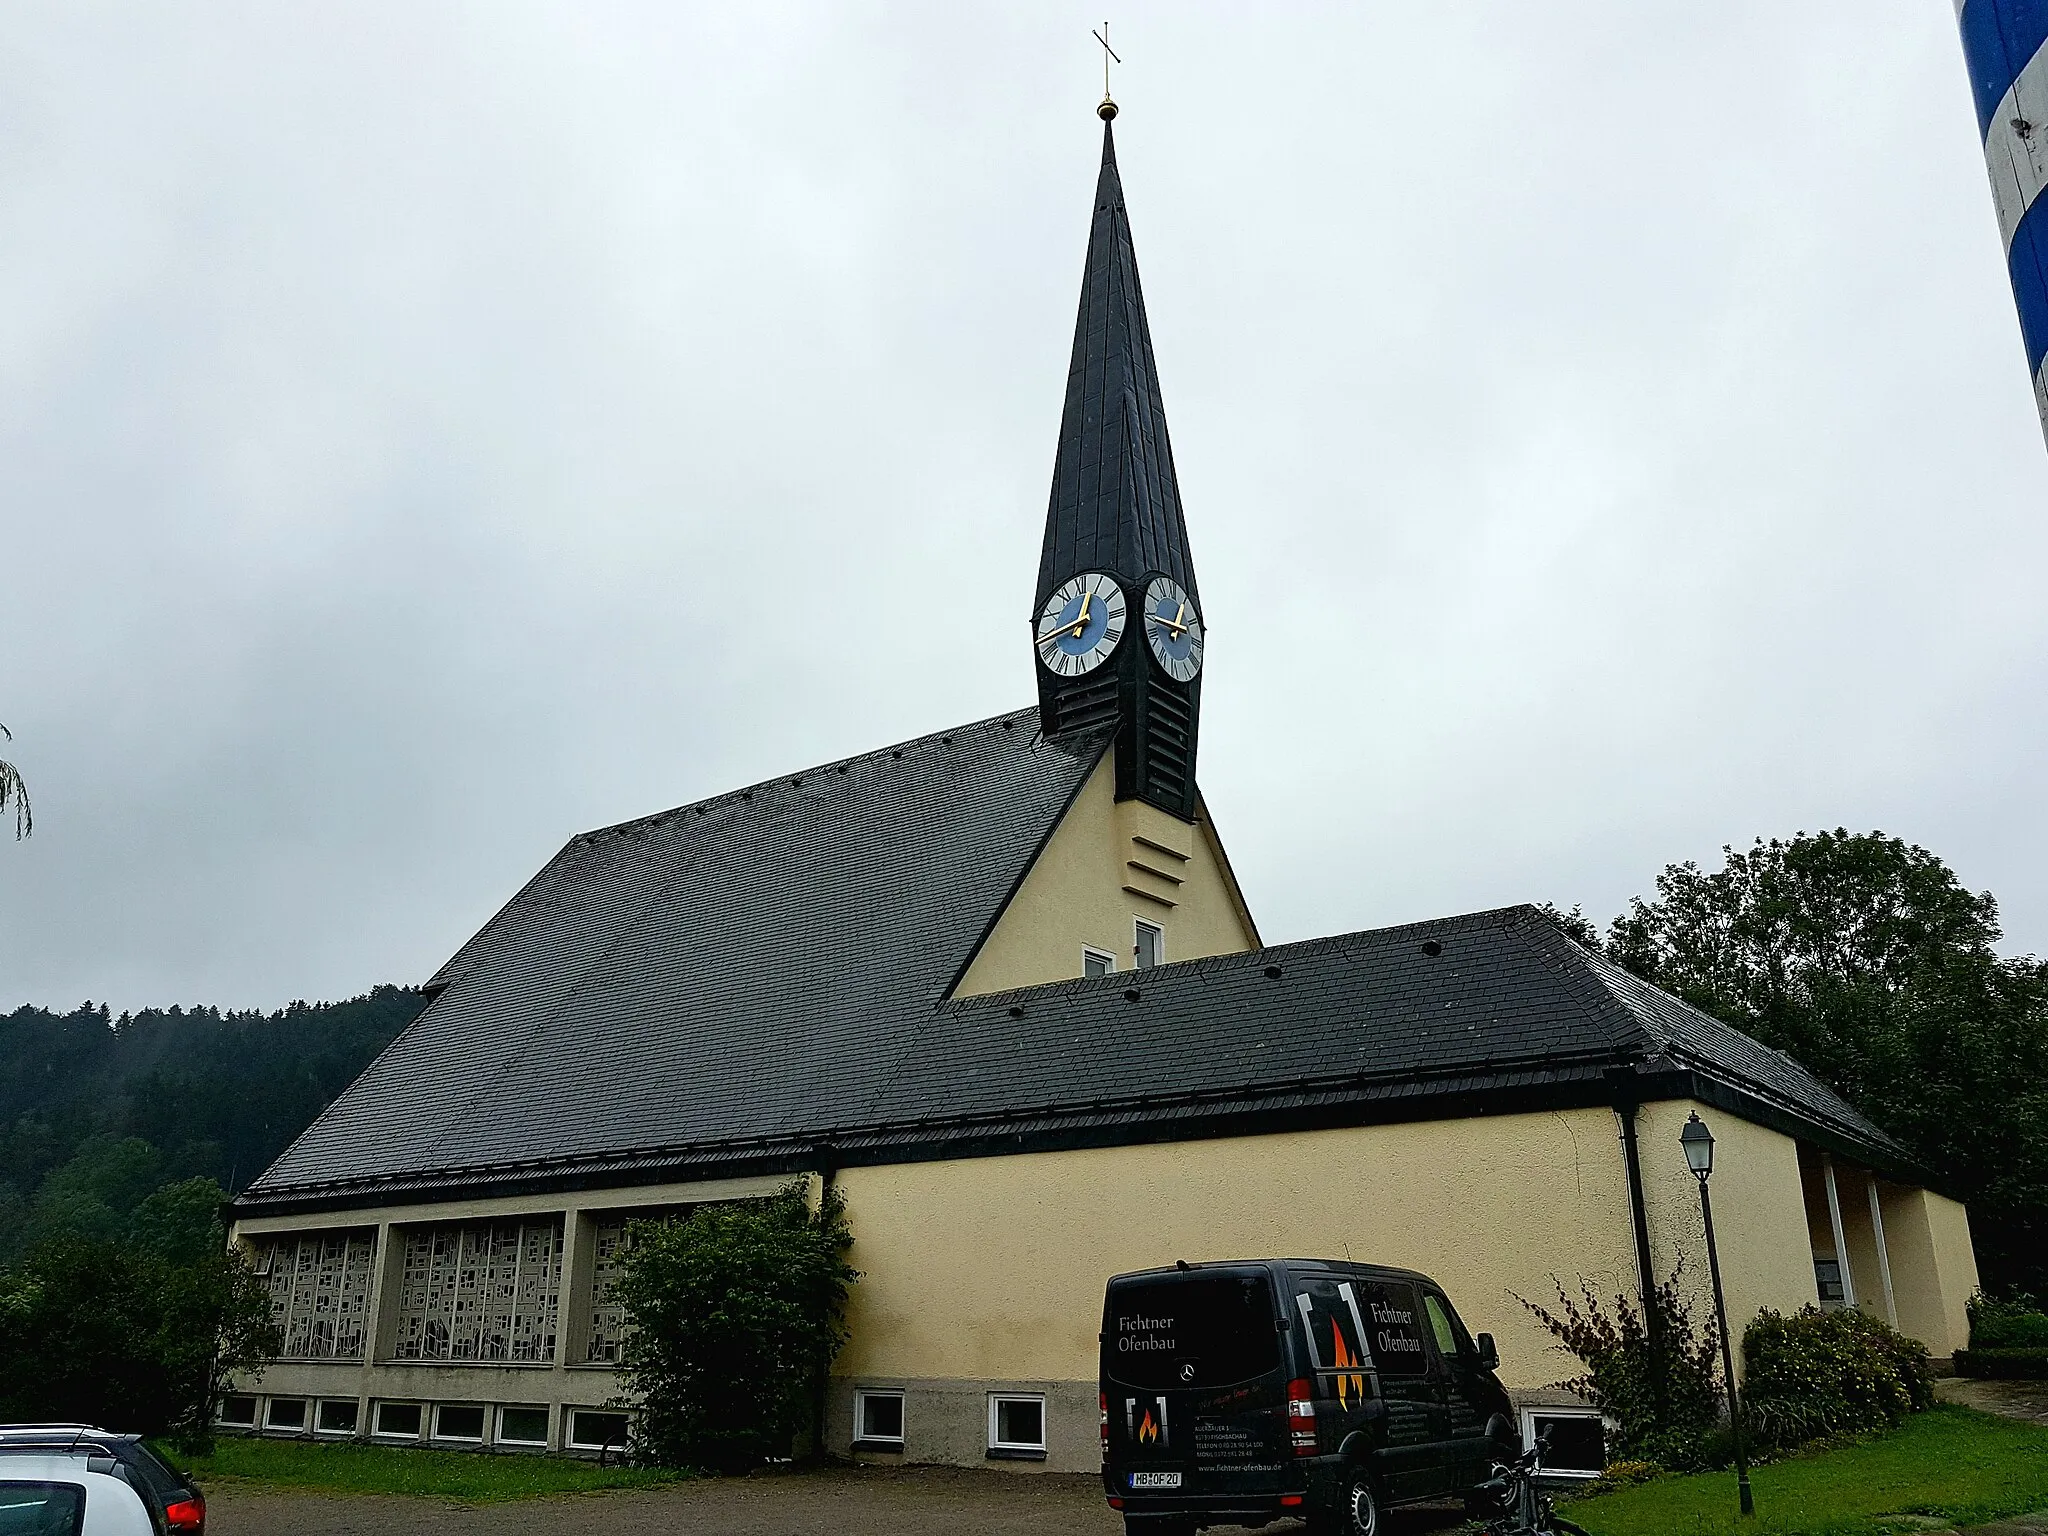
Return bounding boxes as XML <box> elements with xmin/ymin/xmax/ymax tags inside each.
<box><xmin>1330</xmin><ymin>1468</ymin><xmax>1381</xmax><ymax>1536</ymax></box>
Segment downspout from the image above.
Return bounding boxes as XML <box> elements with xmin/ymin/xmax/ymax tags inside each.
<box><xmin>1607</xmin><ymin>1073</ymin><xmax>1659</xmax><ymax>1314</ymax></box>
<box><xmin>1609</xmin><ymin>1073</ymin><xmax>1667</xmax><ymax>1427</ymax></box>
<box><xmin>811</xmin><ymin>1149</ymin><xmax>840</xmax><ymax>1465</ymax></box>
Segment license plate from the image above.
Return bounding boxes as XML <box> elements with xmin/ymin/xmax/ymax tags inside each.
<box><xmin>1130</xmin><ymin>1472</ymin><xmax>1181</xmax><ymax>1490</ymax></box>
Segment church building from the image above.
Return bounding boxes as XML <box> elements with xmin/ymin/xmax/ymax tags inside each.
<box><xmin>227</xmin><ymin>107</ymin><xmax>1980</xmax><ymax>1473</ymax></box>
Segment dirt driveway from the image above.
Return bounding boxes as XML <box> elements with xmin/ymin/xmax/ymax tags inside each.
<box><xmin>205</xmin><ymin>1464</ymin><xmax>1473</xmax><ymax>1536</ymax></box>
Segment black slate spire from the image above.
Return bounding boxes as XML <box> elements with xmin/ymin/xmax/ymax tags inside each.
<box><xmin>1033</xmin><ymin>117</ymin><xmax>1203</xmax><ymax>821</ymax></box>
<box><xmin>1035</xmin><ymin>121</ymin><xmax>1199</xmax><ymax>613</ymax></box>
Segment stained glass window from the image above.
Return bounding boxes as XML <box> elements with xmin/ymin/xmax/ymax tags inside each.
<box><xmin>257</xmin><ymin>1230</ymin><xmax>377</xmax><ymax>1360</ymax></box>
<box><xmin>391</xmin><ymin>1219</ymin><xmax>562</xmax><ymax>1363</ymax></box>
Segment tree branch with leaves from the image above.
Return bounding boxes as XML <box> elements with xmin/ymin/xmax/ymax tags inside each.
<box><xmin>0</xmin><ymin>723</ymin><xmax>28</xmax><ymax>840</ymax></box>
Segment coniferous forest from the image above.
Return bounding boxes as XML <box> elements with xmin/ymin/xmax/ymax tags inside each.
<box><xmin>0</xmin><ymin>986</ymin><xmax>424</xmax><ymax>1263</ymax></box>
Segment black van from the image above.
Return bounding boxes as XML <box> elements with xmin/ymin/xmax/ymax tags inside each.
<box><xmin>1100</xmin><ymin>1260</ymin><xmax>1515</xmax><ymax>1535</ymax></box>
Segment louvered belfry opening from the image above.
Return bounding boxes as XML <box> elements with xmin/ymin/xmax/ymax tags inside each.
<box><xmin>1035</xmin><ymin>119</ymin><xmax>1202</xmax><ymax>822</ymax></box>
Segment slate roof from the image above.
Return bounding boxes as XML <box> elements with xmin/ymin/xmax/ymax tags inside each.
<box><xmin>246</xmin><ymin>708</ymin><xmax>1110</xmax><ymax>1205</ymax></box>
<box><xmin>1035</xmin><ymin>121</ymin><xmax>1199</xmax><ymax>612</ymax></box>
<box><xmin>240</xmin><ymin>740</ymin><xmax>1918</xmax><ymax>1216</ymax></box>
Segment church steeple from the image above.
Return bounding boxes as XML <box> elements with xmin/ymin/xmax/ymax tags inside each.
<box><xmin>1032</xmin><ymin>112</ymin><xmax>1205</xmax><ymax>822</ymax></box>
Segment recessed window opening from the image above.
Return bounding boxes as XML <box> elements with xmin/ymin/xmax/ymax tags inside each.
<box><xmin>216</xmin><ymin>1396</ymin><xmax>257</xmax><ymax>1427</ymax></box>
<box><xmin>855</xmin><ymin>1390</ymin><xmax>905</xmax><ymax>1446</ymax></box>
<box><xmin>374</xmin><ymin>1402</ymin><xmax>423</xmax><ymax>1439</ymax></box>
<box><xmin>1522</xmin><ymin>1408</ymin><xmax>1605</xmax><ymax>1479</ymax></box>
<box><xmin>433</xmin><ymin>1404</ymin><xmax>486</xmax><ymax>1442</ymax></box>
<box><xmin>988</xmin><ymin>1393</ymin><xmax>1047</xmax><ymax>1455</ymax></box>
<box><xmin>1815</xmin><ymin>1257</ymin><xmax>1846</xmax><ymax>1308</ymax></box>
<box><xmin>315</xmin><ymin>1400</ymin><xmax>359</xmax><ymax>1435</ymax></box>
<box><xmin>1134</xmin><ymin>920</ymin><xmax>1163</xmax><ymax>970</ymax></box>
<box><xmin>498</xmin><ymin>1407</ymin><xmax>550</xmax><ymax>1447</ymax></box>
<box><xmin>1083</xmin><ymin>947</ymin><xmax>1116</xmax><ymax>978</ymax></box>
<box><xmin>264</xmin><ymin>1398</ymin><xmax>306</xmax><ymax>1431</ymax></box>
<box><xmin>568</xmin><ymin>1410</ymin><xmax>632</xmax><ymax>1453</ymax></box>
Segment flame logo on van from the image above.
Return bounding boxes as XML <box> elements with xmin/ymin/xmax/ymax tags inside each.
<box><xmin>1330</xmin><ymin>1322</ymin><xmax>1366</xmax><ymax>1407</ymax></box>
<box><xmin>1137</xmin><ymin>1407</ymin><xmax>1161</xmax><ymax>1444</ymax></box>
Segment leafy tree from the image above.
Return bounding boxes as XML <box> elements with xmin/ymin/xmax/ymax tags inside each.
<box><xmin>0</xmin><ymin>1192</ymin><xmax>276</xmax><ymax>1450</ymax></box>
<box><xmin>0</xmin><ymin>721</ymin><xmax>29</xmax><ymax>839</ymax></box>
<box><xmin>1601</xmin><ymin>831</ymin><xmax>2048</xmax><ymax>1298</ymax></box>
<box><xmin>1537</xmin><ymin>901</ymin><xmax>1605</xmax><ymax>954</ymax></box>
<box><xmin>616</xmin><ymin>1179</ymin><xmax>858</xmax><ymax>1470</ymax></box>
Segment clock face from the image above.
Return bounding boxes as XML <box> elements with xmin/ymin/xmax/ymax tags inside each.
<box><xmin>1035</xmin><ymin>572</ymin><xmax>1127</xmax><ymax>677</ymax></box>
<box><xmin>1142</xmin><ymin>576</ymin><xmax>1204</xmax><ymax>682</ymax></box>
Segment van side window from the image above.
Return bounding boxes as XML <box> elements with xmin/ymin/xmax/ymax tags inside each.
<box><xmin>1421</xmin><ymin>1292</ymin><xmax>1460</xmax><ymax>1359</ymax></box>
<box><xmin>1294</xmin><ymin>1279</ymin><xmax>1372</xmax><ymax>1377</ymax></box>
<box><xmin>1357</xmin><ymin>1281</ymin><xmax>1429</xmax><ymax>1376</ymax></box>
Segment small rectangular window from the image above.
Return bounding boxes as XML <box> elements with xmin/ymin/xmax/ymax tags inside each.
<box><xmin>569</xmin><ymin>1410</ymin><xmax>632</xmax><ymax>1452</ymax></box>
<box><xmin>1134</xmin><ymin>921</ymin><xmax>1163</xmax><ymax>970</ymax></box>
<box><xmin>498</xmin><ymin>1407</ymin><xmax>550</xmax><ymax>1447</ymax></box>
<box><xmin>1815</xmin><ymin>1257</ymin><xmax>1845</xmax><ymax>1305</ymax></box>
<box><xmin>264</xmin><ymin>1398</ymin><xmax>306</xmax><ymax>1431</ymax></box>
<box><xmin>1523</xmin><ymin>1409</ymin><xmax>1605</xmax><ymax>1478</ymax></box>
<box><xmin>1083</xmin><ymin>947</ymin><xmax>1115</xmax><ymax>978</ymax></box>
<box><xmin>374</xmin><ymin>1402</ymin><xmax>423</xmax><ymax>1439</ymax></box>
<box><xmin>988</xmin><ymin>1393</ymin><xmax>1046</xmax><ymax>1456</ymax></box>
<box><xmin>855</xmin><ymin>1390</ymin><xmax>905</xmax><ymax>1446</ymax></box>
<box><xmin>433</xmin><ymin>1404</ymin><xmax>486</xmax><ymax>1442</ymax></box>
<box><xmin>315</xmin><ymin>1400</ymin><xmax>358</xmax><ymax>1435</ymax></box>
<box><xmin>216</xmin><ymin>1395</ymin><xmax>257</xmax><ymax>1427</ymax></box>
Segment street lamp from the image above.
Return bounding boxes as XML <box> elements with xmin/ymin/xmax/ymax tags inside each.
<box><xmin>1682</xmin><ymin>1112</ymin><xmax>1755</xmax><ymax>1518</ymax></box>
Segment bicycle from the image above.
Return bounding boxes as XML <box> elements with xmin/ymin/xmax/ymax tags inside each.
<box><xmin>1472</xmin><ymin>1432</ymin><xmax>1591</xmax><ymax>1536</ymax></box>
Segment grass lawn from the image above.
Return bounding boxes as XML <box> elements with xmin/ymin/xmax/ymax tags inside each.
<box><xmin>174</xmin><ymin>1435</ymin><xmax>691</xmax><ymax>1502</ymax></box>
<box><xmin>1569</xmin><ymin>1406</ymin><xmax>2048</xmax><ymax>1536</ymax></box>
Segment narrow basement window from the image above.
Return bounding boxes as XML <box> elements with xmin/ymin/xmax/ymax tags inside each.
<box><xmin>855</xmin><ymin>1389</ymin><xmax>905</xmax><ymax>1447</ymax></box>
<box><xmin>1134</xmin><ymin>920</ymin><xmax>1163</xmax><ymax>970</ymax></box>
<box><xmin>1083</xmin><ymin>947</ymin><xmax>1116</xmax><ymax>978</ymax></box>
<box><xmin>988</xmin><ymin>1393</ymin><xmax>1047</xmax><ymax>1457</ymax></box>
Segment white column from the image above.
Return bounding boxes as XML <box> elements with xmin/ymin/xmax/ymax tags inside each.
<box><xmin>1866</xmin><ymin>1175</ymin><xmax>1898</xmax><ymax>1327</ymax></box>
<box><xmin>1822</xmin><ymin>1154</ymin><xmax>1858</xmax><ymax>1308</ymax></box>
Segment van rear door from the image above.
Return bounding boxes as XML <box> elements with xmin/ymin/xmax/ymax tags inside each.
<box><xmin>1102</xmin><ymin>1270</ymin><xmax>1288</xmax><ymax>1499</ymax></box>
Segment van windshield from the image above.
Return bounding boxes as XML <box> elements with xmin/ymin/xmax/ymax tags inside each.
<box><xmin>1105</xmin><ymin>1272</ymin><xmax>1280</xmax><ymax>1389</ymax></box>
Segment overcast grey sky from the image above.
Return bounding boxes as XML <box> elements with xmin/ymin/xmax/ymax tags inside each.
<box><xmin>3</xmin><ymin>2</ymin><xmax>2044</xmax><ymax>1015</ymax></box>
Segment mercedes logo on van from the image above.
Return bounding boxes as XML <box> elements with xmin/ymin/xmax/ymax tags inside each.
<box><xmin>1178</xmin><ymin>1362</ymin><xmax>1196</xmax><ymax>1383</ymax></box>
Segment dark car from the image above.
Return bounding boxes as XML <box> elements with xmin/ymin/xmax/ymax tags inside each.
<box><xmin>0</xmin><ymin>1427</ymin><xmax>204</xmax><ymax>1535</ymax></box>
<box><xmin>1100</xmin><ymin>1260</ymin><xmax>1515</xmax><ymax>1535</ymax></box>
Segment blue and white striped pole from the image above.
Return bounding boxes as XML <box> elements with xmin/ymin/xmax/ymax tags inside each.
<box><xmin>1957</xmin><ymin>0</ymin><xmax>2048</xmax><ymax>446</ymax></box>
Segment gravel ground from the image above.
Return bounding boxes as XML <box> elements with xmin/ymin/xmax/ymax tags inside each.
<box><xmin>203</xmin><ymin>1464</ymin><xmax>1471</xmax><ymax>1536</ymax></box>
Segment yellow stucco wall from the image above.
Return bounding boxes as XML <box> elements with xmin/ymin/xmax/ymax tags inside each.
<box><xmin>1882</xmin><ymin>1188</ymin><xmax>1978</xmax><ymax>1357</ymax></box>
<box><xmin>953</xmin><ymin>750</ymin><xmax>1258</xmax><ymax>996</ymax></box>
<box><xmin>834</xmin><ymin>1106</ymin><xmax>1644</xmax><ymax>1393</ymax></box>
<box><xmin>1633</xmin><ymin>1102</ymin><xmax>1819</xmax><ymax>1374</ymax></box>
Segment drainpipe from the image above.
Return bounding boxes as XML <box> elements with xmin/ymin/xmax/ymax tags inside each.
<box><xmin>1865</xmin><ymin>1174</ymin><xmax>1897</xmax><ymax>1327</ymax></box>
<box><xmin>1613</xmin><ymin>1102</ymin><xmax>1659</xmax><ymax>1315</ymax></box>
<box><xmin>811</xmin><ymin>1149</ymin><xmax>840</xmax><ymax>1466</ymax></box>
<box><xmin>1821</xmin><ymin>1153</ymin><xmax>1858</xmax><ymax>1309</ymax></box>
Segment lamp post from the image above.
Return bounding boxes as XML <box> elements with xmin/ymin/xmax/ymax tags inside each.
<box><xmin>1681</xmin><ymin>1112</ymin><xmax>1755</xmax><ymax>1518</ymax></box>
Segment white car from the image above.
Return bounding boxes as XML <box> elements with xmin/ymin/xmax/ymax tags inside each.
<box><xmin>0</xmin><ymin>1450</ymin><xmax>156</xmax><ymax>1536</ymax></box>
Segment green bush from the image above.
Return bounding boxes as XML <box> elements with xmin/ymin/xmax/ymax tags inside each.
<box><xmin>1519</xmin><ymin>1264</ymin><xmax>1726</xmax><ymax>1471</ymax></box>
<box><xmin>1967</xmin><ymin>1292</ymin><xmax>2048</xmax><ymax>1349</ymax></box>
<box><xmin>0</xmin><ymin>1217</ymin><xmax>276</xmax><ymax>1450</ymax></box>
<box><xmin>615</xmin><ymin>1179</ymin><xmax>857</xmax><ymax>1472</ymax></box>
<box><xmin>1740</xmin><ymin>1306</ymin><xmax>1932</xmax><ymax>1453</ymax></box>
<box><xmin>1954</xmin><ymin>1346</ymin><xmax>2048</xmax><ymax>1379</ymax></box>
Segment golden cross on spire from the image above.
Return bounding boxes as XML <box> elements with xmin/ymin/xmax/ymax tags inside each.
<box><xmin>1092</xmin><ymin>22</ymin><xmax>1121</xmax><ymax>120</ymax></box>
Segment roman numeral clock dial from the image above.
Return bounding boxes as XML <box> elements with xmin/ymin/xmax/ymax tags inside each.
<box><xmin>1143</xmin><ymin>576</ymin><xmax>1203</xmax><ymax>682</ymax></box>
<box><xmin>1036</xmin><ymin>572</ymin><xmax>1127</xmax><ymax>677</ymax></box>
